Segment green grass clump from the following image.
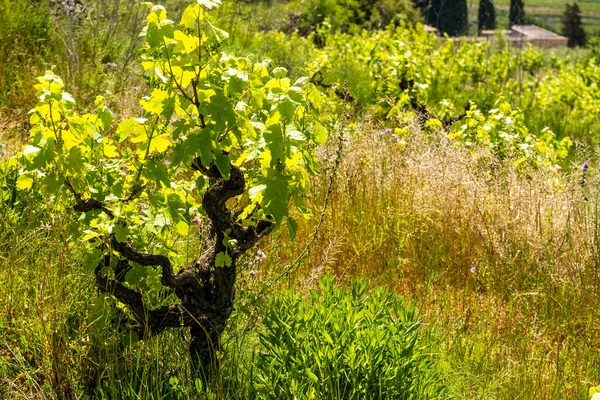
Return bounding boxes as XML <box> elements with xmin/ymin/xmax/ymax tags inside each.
<box><xmin>253</xmin><ymin>276</ymin><xmax>446</xmax><ymax>399</ymax></box>
<box><xmin>0</xmin><ymin>0</ymin><xmax>55</xmax><ymax>110</ymax></box>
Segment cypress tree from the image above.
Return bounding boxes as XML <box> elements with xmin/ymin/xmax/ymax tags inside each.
<box><xmin>509</xmin><ymin>0</ymin><xmax>526</xmax><ymax>26</ymax></box>
<box><xmin>411</xmin><ymin>0</ymin><xmax>428</xmax><ymax>17</ymax></box>
<box><xmin>562</xmin><ymin>3</ymin><xmax>587</xmax><ymax>47</ymax></box>
<box><xmin>478</xmin><ymin>0</ymin><xmax>496</xmax><ymax>33</ymax></box>
<box><xmin>427</xmin><ymin>0</ymin><xmax>468</xmax><ymax>36</ymax></box>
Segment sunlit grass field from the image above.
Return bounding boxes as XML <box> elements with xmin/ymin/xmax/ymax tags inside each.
<box><xmin>2</xmin><ymin>0</ymin><xmax>600</xmax><ymax>398</ymax></box>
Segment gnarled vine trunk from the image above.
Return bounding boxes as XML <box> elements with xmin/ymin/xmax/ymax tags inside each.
<box><xmin>90</xmin><ymin>158</ymin><xmax>272</xmax><ymax>382</ymax></box>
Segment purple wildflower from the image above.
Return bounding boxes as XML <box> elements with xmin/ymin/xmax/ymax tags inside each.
<box><xmin>392</xmin><ymin>135</ymin><xmax>400</xmax><ymax>143</ymax></box>
<box><xmin>390</xmin><ymin>117</ymin><xmax>395</xmax><ymax>122</ymax></box>
<box><xmin>470</xmin><ymin>266</ymin><xmax>477</xmax><ymax>274</ymax></box>
<box><xmin>582</xmin><ymin>160</ymin><xmax>589</xmax><ymax>172</ymax></box>
<box><xmin>256</xmin><ymin>249</ymin><xmax>266</xmax><ymax>262</ymax></box>
<box><xmin>164</xmin><ymin>159</ymin><xmax>170</xmax><ymax>166</ymax></box>
<box><xmin>247</xmin><ymin>249</ymin><xmax>267</xmax><ymax>266</ymax></box>
<box><xmin>120</xmin><ymin>164</ymin><xmax>127</xmax><ymax>175</ymax></box>
<box><xmin>249</xmin><ymin>269</ymin><xmax>258</xmax><ymax>278</ymax></box>
<box><xmin>194</xmin><ymin>215</ymin><xmax>201</xmax><ymax>226</ymax></box>
<box><xmin>380</xmin><ymin>128</ymin><xmax>393</xmax><ymax>136</ymax></box>
<box><xmin>102</xmin><ymin>62</ymin><xmax>118</xmax><ymax>69</ymax></box>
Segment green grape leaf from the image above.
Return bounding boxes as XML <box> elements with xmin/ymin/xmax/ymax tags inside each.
<box><xmin>83</xmin><ymin>248</ymin><xmax>105</xmax><ymax>272</ymax></box>
<box><xmin>125</xmin><ymin>265</ymin><xmax>148</xmax><ymax>287</ymax></box>
<box><xmin>104</xmin><ymin>143</ymin><xmax>119</xmax><ymax>158</ymax></box>
<box><xmin>145</xmin><ymin>161</ymin><xmax>170</xmax><ymax>188</ymax></box>
<box><xmin>214</xmin><ymin>152</ymin><xmax>231</xmax><ymax>180</ymax></box>
<box><xmin>277</xmin><ymin>97</ymin><xmax>296</xmax><ymax>121</ymax></box>
<box><xmin>16</xmin><ymin>174</ymin><xmax>34</xmax><ymax>190</ymax></box>
<box><xmin>262</xmin><ymin>173</ymin><xmax>288</xmax><ymax>224</ymax></box>
<box><xmin>66</xmin><ymin>146</ymin><xmax>87</xmax><ymax>176</ymax></box>
<box><xmin>206</xmin><ymin>18</ymin><xmax>229</xmax><ymax>42</ymax></box>
<box><xmin>286</xmin><ymin>125</ymin><xmax>305</xmax><ymax>141</ymax></box>
<box><xmin>197</xmin><ymin>130</ymin><xmax>215</xmax><ymax>168</ymax></box>
<box><xmin>287</xmin><ymin>216</ymin><xmax>298</xmax><ymax>239</ymax></box>
<box><xmin>113</xmin><ymin>225</ymin><xmax>128</xmax><ymax>243</ymax></box>
<box><xmin>215</xmin><ymin>251</ymin><xmax>232</xmax><ymax>267</ymax></box>
<box><xmin>272</xmin><ymin>67</ymin><xmax>288</xmax><ymax>79</ymax></box>
<box><xmin>149</xmin><ymin>135</ymin><xmax>172</xmax><ymax>153</ymax></box>
<box><xmin>166</xmin><ymin>192</ymin><xmax>186</xmax><ymax>221</ymax></box>
<box><xmin>176</xmin><ymin>220</ymin><xmax>189</xmax><ymax>236</ymax></box>
<box><xmin>181</xmin><ymin>4</ymin><xmax>202</xmax><ymax>29</ymax></box>
<box><xmin>307</xmin><ymin>83</ymin><xmax>323</xmax><ymax>109</ymax></box>
<box><xmin>98</xmin><ymin>108</ymin><xmax>114</xmax><ymax>130</ymax></box>
<box><xmin>141</xmin><ymin>89</ymin><xmax>175</xmax><ymax>117</ymax></box>
<box><xmin>116</xmin><ymin>118</ymin><xmax>144</xmax><ymax>143</ymax></box>
<box><xmin>264</xmin><ymin>124</ymin><xmax>285</xmax><ymax>166</ymax></box>
<box><xmin>313</xmin><ymin>121</ymin><xmax>328</xmax><ymax>145</ymax></box>
<box><xmin>40</xmin><ymin>173</ymin><xmax>63</xmax><ymax>195</ymax></box>
<box><xmin>22</xmin><ymin>145</ymin><xmax>41</xmax><ymax>157</ymax></box>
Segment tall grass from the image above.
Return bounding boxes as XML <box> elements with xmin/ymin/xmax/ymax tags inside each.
<box><xmin>2</xmin><ymin>110</ymin><xmax>600</xmax><ymax>397</ymax></box>
<box><xmin>0</xmin><ymin>0</ymin><xmax>55</xmax><ymax>112</ymax></box>
<box><xmin>3</xmin><ymin>1</ymin><xmax>600</xmax><ymax>398</ymax></box>
<box><xmin>0</xmin><ymin>0</ymin><xmax>160</xmax><ymax>131</ymax></box>
<box><xmin>263</xmin><ymin>118</ymin><xmax>600</xmax><ymax>398</ymax></box>
<box><xmin>0</xmin><ymin>205</ymin><xmax>253</xmax><ymax>398</ymax></box>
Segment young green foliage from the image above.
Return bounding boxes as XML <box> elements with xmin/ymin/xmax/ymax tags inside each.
<box><xmin>18</xmin><ymin>1</ymin><xmax>326</xmax><ymax>255</ymax></box>
<box><xmin>254</xmin><ymin>276</ymin><xmax>447</xmax><ymax>399</ymax></box>
<box><xmin>15</xmin><ymin>0</ymin><xmax>327</xmax><ymax>376</ymax></box>
<box><xmin>447</xmin><ymin>99</ymin><xmax>572</xmax><ymax>170</ymax></box>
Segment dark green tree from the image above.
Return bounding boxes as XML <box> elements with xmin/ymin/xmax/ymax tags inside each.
<box><xmin>509</xmin><ymin>0</ymin><xmax>526</xmax><ymax>26</ymax></box>
<box><xmin>562</xmin><ymin>3</ymin><xmax>587</xmax><ymax>47</ymax></box>
<box><xmin>478</xmin><ymin>0</ymin><xmax>496</xmax><ymax>33</ymax></box>
<box><xmin>426</xmin><ymin>0</ymin><xmax>468</xmax><ymax>36</ymax></box>
<box><xmin>411</xmin><ymin>0</ymin><xmax>428</xmax><ymax>17</ymax></box>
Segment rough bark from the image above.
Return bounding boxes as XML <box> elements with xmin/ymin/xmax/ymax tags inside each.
<box><xmin>87</xmin><ymin>157</ymin><xmax>273</xmax><ymax>383</ymax></box>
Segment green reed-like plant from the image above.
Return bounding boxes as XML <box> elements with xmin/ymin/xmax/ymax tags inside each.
<box><xmin>253</xmin><ymin>276</ymin><xmax>447</xmax><ymax>399</ymax></box>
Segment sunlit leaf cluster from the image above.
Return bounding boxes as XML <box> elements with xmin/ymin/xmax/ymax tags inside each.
<box><xmin>15</xmin><ymin>0</ymin><xmax>327</xmax><ymax>266</ymax></box>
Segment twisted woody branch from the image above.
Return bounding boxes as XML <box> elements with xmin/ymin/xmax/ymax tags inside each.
<box><xmin>76</xmin><ymin>155</ymin><xmax>273</xmax><ymax>377</ymax></box>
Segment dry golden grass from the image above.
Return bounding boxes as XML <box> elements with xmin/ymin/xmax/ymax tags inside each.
<box><xmin>256</xmin><ymin>115</ymin><xmax>600</xmax><ymax>398</ymax></box>
<box><xmin>3</xmin><ymin>106</ymin><xmax>600</xmax><ymax>397</ymax></box>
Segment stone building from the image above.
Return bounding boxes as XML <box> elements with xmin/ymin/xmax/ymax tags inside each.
<box><xmin>479</xmin><ymin>25</ymin><xmax>568</xmax><ymax>48</ymax></box>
